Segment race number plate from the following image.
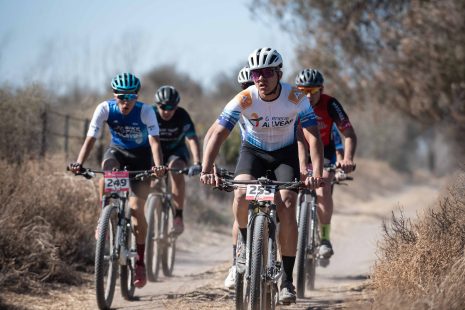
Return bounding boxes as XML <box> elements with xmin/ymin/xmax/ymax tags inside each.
<box><xmin>245</xmin><ymin>184</ymin><xmax>276</xmax><ymax>201</ymax></box>
<box><xmin>104</xmin><ymin>171</ymin><xmax>130</xmax><ymax>193</ymax></box>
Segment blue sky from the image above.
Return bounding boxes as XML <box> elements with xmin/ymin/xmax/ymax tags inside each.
<box><xmin>0</xmin><ymin>0</ymin><xmax>297</xmax><ymax>92</ymax></box>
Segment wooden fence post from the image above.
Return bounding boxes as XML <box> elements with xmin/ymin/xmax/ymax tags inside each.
<box><xmin>40</xmin><ymin>111</ymin><xmax>47</xmax><ymax>158</ymax></box>
<box><xmin>64</xmin><ymin>115</ymin><xmax>69</xmax><ymax>159</ymax></box>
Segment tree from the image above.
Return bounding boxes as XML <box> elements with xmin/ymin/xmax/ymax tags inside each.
<box><xmin>254</xmin><ymin>0</ymin><xmax>465</xmax><ymax>168</ymax></box>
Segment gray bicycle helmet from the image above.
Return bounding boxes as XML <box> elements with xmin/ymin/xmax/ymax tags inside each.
<box><xmin>248</xmin><ymin>47</ymin><xmax>283</xmax><ymax>70</ymax></box>
<box><xmin>154</xmin><ymin>85</ymin><xmax>180</xmax><ymax>106</ymax></box>
<box><xmin>111</xmin><ymin>73</ymin><xmax>141</xmax><ymax>93</ymax></box>
<box><xmin>237</xmin><ymin>66</ymin><xmax>252</xmax><ymax>84</ymax></box>
<box><xmin>295</xmin><ymin>69</ymin><xmax>324</xmax><ymax>87</ymax></box>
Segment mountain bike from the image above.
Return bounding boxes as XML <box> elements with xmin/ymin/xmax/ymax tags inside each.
<box><xmin>295</xmin><ymin>166</ymin><xmax>353</xmax><ymax>298</ymax></box>
<box><xmin>215</xmin><ymin>169</ymin><xmax>305</xmax><ymax>310</ymax></box>
<box><xmin>145</xmin><ymin>167</ymin><xmax>189</xmax><ymax>281</ymax></box>
<box><xmin>70</xmin><ymin>167</ymin><xmax>153</xmax><ymax>310</ymax></box>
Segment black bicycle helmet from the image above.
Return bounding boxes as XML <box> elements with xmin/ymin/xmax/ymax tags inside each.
<box><xmin>154</xmin><ymin>85</ymin><xmax>180</xmax><ymax>106</ymax></box>
<box><xmin>295</xmin><ymin>69</ymin><xmax>324</xmax><ymax>87</ymax></box>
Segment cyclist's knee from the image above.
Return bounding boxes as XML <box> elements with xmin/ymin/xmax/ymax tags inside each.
<box><xmin>102</xmin><ymin>158</ymin><xmax>119</xmax><ymax>170</ymax></box>
<box><xmin>168</xmin><ymin>158</ymin><xmax>186</xmax><ymax>169</ymax></box>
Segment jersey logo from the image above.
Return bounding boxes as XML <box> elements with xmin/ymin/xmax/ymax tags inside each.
<box><xmin>248</xmin><ymin>112</ymin><xmax>263</xmax><ymax>127</ymax></box>
<box><xmin>235</xmin><ymin>90</ymin><xmax>252</xmax><ymax>110</ymax></box>
<box><xmin>288</xmin><ymin>87</ymin><xmax>306</xmax><ymax>104</ymax></box>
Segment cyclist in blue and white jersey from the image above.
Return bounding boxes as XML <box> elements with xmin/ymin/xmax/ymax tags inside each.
<box><xmin>69</xmin><ymin>73</ymin><xmax>166</xmax><ymax>289</ymax></box>
<box><xmin>153</xmin><ymin>85</ymin><xmax>202</xmax><ymax>235</ymax></box>
<box><xmin>201</xmin><ymin>48</ymin><xmax>324</xmax><ymax>303</ymax></box>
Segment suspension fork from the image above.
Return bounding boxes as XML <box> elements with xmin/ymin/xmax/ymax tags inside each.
<box><xmin>267</xmin><ymin>203</ymin><xmax>281</xmax><ymax>282</ymax></box>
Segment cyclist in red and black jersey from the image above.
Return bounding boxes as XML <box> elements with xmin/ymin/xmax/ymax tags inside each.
<box><xmin>295</xmin><ymin>68</ymin><xmax>357</xmax><ymax>260</ymax></box>
<box><xmin>154</xmin><ymin>85</ymin><xmax>202</xmax><ymax>235</ymax></box>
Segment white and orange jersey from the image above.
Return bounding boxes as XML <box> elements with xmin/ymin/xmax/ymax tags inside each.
<box><xmin>218</xmin><ymin>82</ymin><xmax>317</xmax><ymax>151</ymax></box>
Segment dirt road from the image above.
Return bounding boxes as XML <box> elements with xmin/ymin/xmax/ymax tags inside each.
<box><xmin>5</xmin><ymin>162</ymin><xmax>442</xmax><ymax>309</ymax></box>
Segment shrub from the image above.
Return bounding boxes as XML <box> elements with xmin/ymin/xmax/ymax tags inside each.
<box><xmin>371</xmin><ymin>171</ymin><xmax>465</xmax><ymax>308</ymax></box>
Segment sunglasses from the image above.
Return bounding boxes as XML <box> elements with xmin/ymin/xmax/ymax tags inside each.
<box><xmin>116</xmin><ymin>93</ymin><xmax>138</xmax><ymax>100</ymax></box>
<box><xmin>250</xmin><ymin>68</ymin><xmax>276</xmax><ymax>81</ymax></box>
<box><xmin>158</xmin><ymin>103</ymin><xmax>176</xmax><ymax>111</ymax></box>
<box><xmin>297</xmin><ymin>86</ymin><xmax>321</xmax><ymax>95</ymax></box>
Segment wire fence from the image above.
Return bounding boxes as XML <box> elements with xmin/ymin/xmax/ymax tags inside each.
<box><xmin>41</xmin><ymin>109</ymin><xmax>107</xmax><ymax>164</ymax></box>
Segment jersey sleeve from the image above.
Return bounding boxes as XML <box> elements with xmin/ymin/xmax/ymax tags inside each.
<box><xmin>217</xmin><ymin>91</ymin><xmax>250</xmax><ymax>131</ymax></box>
<box><xmin>87</xmin><ymin>101</ymin><xmax>109</xmax><ymax>138</ymax></box>
<box><xmin>141</xmin><ymin>104</ymin><xmax>160</xmax><ymax>136</ymax></box>
<box><xmin>181</xmin><ymin>109</ymin><xmax>197</xmax><ymax>138</ymax></box>
<box><xmin>328</xmin><ymin>98</ymin><xmax>352</xmax><ymax>131</ymax></box>
<box><xmin>297</xmin><ymin>97</ymin><xmax>318</xmax><ymax>128</ymax></box>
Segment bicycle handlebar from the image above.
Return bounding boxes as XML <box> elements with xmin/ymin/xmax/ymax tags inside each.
<box><xmin>67</xmin><ymin>166</ymin><xmax>155</xmax><ymax>181</ymax></box>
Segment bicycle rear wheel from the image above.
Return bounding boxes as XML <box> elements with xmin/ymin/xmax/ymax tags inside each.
<box><xmin>296</xmin><ymin>201</ymin><xmax>310</xmax><ymax>298</ymax></box>
<box><xmin>95</xmin><ymin>205</ymin><xmax>118</xmax><ymax>310</ymax></box>
<box><xmin>145</xmin><ymin>194</ymin><xmax>162</xmax><ymax>282</ymax></box>
<box><xmin>120</xmin><ymin>228</ymin><xmax>136</xmax><ymax>300</ymax></box>
<box><xmin>161</xmin><ymin>202</ymin><xmax>176</xmax><ymax>276</ymax></box>
<box><xmin>250</xmin><ymin>215</ymin><xmax>267</xmax><ymax>310</ymax></box>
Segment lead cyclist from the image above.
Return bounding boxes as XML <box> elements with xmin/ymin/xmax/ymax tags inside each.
<box><xmin>201</xmin><ymin>48</ymin><xmax>325</xmax><ymax>304</ymax></box>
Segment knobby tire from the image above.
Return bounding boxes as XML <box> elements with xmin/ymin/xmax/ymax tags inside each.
<box><xmin>161</xmin><ymin>201</ymin><xmax>176</xmax><ymax>276</ymax></box>
<box><xmin>145</xmin><ymin>194</ymin><xmax>162</xmax><ymax>282</ymax></box>
<box><xmin>95</xmin><ymin>205</ymin><xmax>118</xmax><ymax>310</ymax></box>
<box><xmin>250</xmin><ymin>215</ymin><xmax>267</xmax><ymax>310</ymax></box>
<box><xmin>296</xmin><ymin>201</ymin><xmax>310</xmax><ymax>298</ymax></box>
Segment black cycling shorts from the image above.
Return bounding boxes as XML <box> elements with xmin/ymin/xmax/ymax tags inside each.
<box><xmin>103</xmin><ymin>146</ymin><xmax>152</xmax><ymax>196</ymax></box>
<box><xmin>234</xmin><ymin>142</ymin><xmax>299</xmax><ymax>184</ymax></box>
<box><xmin>162</xmin><ymin>144</ymin><xmax>190</xmax><ymax>165</ymax></box>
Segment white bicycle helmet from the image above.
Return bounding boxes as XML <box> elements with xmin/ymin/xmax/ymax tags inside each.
<box><xmin>248</xmin><ymin>47</ymin><xmax>283</xmax><ymax>70</ymax></box>
<box><xmin>237</xmin><ymin>67</ymin><xmax>252</xmax><ymax>84</ymax></box>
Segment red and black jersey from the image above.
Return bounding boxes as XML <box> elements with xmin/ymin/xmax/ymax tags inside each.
<box><xmin>312</xmin><ymin>94</ymin><xmax>352</xmax><ymax>146</ymax></box>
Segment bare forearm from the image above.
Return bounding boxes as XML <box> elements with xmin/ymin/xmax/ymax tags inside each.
<box><xmin>344</xmin><ymin>136</ymin><xmax>356</xmax><ymax>161</ymax></box>
<box><xmin>149</xmin><ymin>136</ymin><xmax>163</xmax><ymax>166</ymax></box>
<box><xmin>202</xmin><ymin>125</ymin><xmax>229</xmax><ymax>173</ymax></box>
<box><xmin>187</xmin><ymin>136</ymin><xmax>201</xmax><ymax>164</ymax></box>
<box><xmin>342</xmin><ymin>128</ymin><xmax>357</xmax><ymax>161</ymax></box>
<box><xmin>304</xmin><ymin>126</ymin><xmax>324</xmax><ymax>177</ymax></box>
<box><xmin>76</xmin><ymin>137</ymin><xmax>96</xmax><ymax>165</ymax></box>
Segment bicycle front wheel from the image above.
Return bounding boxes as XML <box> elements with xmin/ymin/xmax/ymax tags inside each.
<box><xmin>145</xmin><ymin>194</ymin><xmax>162</xmax><ymax>282</ymax></box>
<box><xmin>306</xmin><ymin>200</ymin><xmax>319</xmax><ymax>291</ymax></box>
<box><xmin>95</xmin><ymin>205</ymin><xmax>118</xmax><ymax>310</ymax></box>
<box><xmin>296</xmin><ymin>201</ymin><xmax>310</xmax><ymax>298</ymax></box>
<box><xmin>161</xmin><ymin>202</ymin><xmax>176</xmax><ymax>276</ymax></box>
<box><xmin>120</xmin><ymin>227</ymin><xmax>136</xmax><ymax>300</ymax></box>
<box><xmin>250</xmin><ymin>215</ymin><xmax>267</xmax><ymax>310</ymax></box>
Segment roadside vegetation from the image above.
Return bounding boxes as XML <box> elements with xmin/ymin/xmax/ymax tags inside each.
<box><xmin>370</xmin><ymin>171</ymin><xmax>465</xmax><ymax>309</ymax></box>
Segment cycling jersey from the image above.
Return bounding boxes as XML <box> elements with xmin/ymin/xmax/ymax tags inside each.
<box><xmin>218</xmin><ymin>83</ymin><xmax>317</xmax><ymax>151</ymax></box>
<box><xmin>332</xmin><ymin>124</ymin><xmax>344</xmax><ymax>151</ymax></box>
<box><xmin>312</xmin><ymin>94</ymin><xmax>352</xmax><ymax>146</ymax></box>
<box><xmin>155</xmin><ymin>106</ymin><xmax>197</xmax><ymax>153</ymax></box>
<box><xmin>87</xmin><ymin>99</ymin><xmax>159</xmax><ymax>149</ymax></box>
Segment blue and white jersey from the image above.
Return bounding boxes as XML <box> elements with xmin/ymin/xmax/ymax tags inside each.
<box><xmin>217</xmin><ymin>83</ymin><xmax>317</xmax><ymax>151</ymax></box>
<box><xmin>332</xmin><ymin>124</ymin><xmax>344</xmax><ymax>151</ymax></box>
<box><xmin>87</xmin><ymin>99</ymin><xmax>159</xmax><ymax>149</ymax></box>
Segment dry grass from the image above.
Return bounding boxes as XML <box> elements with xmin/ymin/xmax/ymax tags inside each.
<box><xmin>0</xmin><ymin>158</ymin><xmax>99</xmax><ymax>295</ymax></box>
<box><xmin>371</xmin><ymin>171</ymin><xmax>465</xmax><ymax>309</ymax></box>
